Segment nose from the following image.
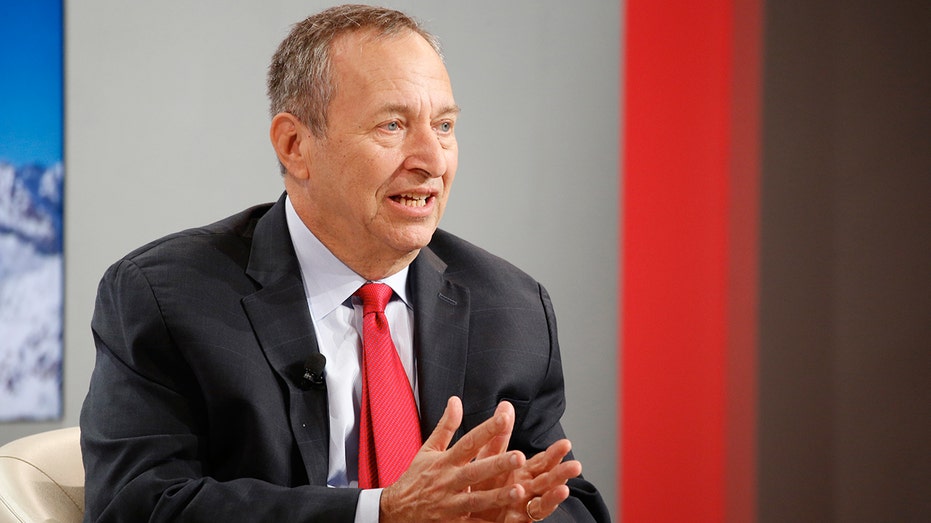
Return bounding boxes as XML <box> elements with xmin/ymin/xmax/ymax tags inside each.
<box><xmin>402</xmin><ymin>125</ymin><xmax>449</xmax><ymax>178</ymax></box>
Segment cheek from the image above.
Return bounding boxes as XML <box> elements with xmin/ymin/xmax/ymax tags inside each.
<box><xmin>336</xmin><ymin>154</ymin><xmax>382</xmax><ymax>195</ymax></box>
<box><xmin>445</xmin><ymin>147</ymin><xmax>458</xmax><ymax>182</ymax></box>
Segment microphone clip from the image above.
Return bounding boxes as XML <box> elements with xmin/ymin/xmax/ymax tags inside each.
<box><xmin>301</xmin><ymin>353</ymin><xmax>327</xmax><ymax>389</ymax></box>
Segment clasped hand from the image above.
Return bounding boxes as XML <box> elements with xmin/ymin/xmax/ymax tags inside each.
<box><xmin>379</xmin><ymin>396</ymin><xmax>581</xmax><ymax>522</ymax></box>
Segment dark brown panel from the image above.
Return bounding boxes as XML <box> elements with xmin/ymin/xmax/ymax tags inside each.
<box><xmin>760</xmin><ymin>0</ymin><xmax>931</xmax><ymax>521</ymax></box>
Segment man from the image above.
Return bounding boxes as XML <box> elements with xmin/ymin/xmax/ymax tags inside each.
<box><xmin>81</xmin><ymin>5</ymin><xmax>609</xmax><ymax>522</ymax></box>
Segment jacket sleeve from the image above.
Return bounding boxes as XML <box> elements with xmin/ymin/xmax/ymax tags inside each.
<box><xmin>519</xmin><ymin>283</ymin><xmax>612</xmax><ymax>523</ymax></box>
<box><xmin>80</xmin><ymin>259</ymin><xmax>359</xmax><ymax>522</ymax></box>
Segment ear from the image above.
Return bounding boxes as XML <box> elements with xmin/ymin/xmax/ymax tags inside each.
<box><xmin>270</xmin><ymin>112</ymin><xmax>311</xmax><ymax>179</ymax></box>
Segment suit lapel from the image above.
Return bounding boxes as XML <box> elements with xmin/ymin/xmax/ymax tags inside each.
<box><xmin>241</xmin><ymin>194</ymin><xmax>330</xmax><ymax>485</ymax></box>
<box><xmin>240</xmin><ymin>196</ymin><xmax>471</xmax><ymax>479</ymax></box>
<box><xmin>410</xmin><ymin>246</ymin><xmax>470</xmax><ymax>439</ymax></box>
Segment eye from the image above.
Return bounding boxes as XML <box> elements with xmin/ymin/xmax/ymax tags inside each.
<box><xmin>384</xmin><ymin>121</ymin><xmax>400</xmax><ymax>131</ymax></box>
<box><xmin>435</xmin><ymin>121</ymin><xmax>453</xmax><ymax>134</ymax></box>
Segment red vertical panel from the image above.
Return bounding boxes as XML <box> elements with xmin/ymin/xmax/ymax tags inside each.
<box><xmin>620</xmin><ymin>0</ymin><xmax>759</xmax><ymax>521</ymax></box>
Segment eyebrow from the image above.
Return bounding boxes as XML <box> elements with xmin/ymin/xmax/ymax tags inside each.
<box><xmin>378</xmin><ymin>103</ymin><xmax>461</xmax><ymax>118</ymax></box>
<box><xmin>437</xmin><ymin>104</ymin><xmax>462</xmax><ymax>118</ymax></box>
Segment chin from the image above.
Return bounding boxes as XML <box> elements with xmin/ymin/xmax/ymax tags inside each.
<box><xmin>386</xmin><ymin>226</ymin><xmax>437</xmax><ymax>254</ymax></box>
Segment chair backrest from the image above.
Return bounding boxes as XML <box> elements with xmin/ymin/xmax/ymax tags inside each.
<box><xmin>0</xmin><ymin>427</ymin><xmax>84</xmax><ymax>523</ymax></box>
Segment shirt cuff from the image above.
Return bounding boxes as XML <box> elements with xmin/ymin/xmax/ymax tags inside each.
<box><xmin>354</xmin><ymin>488</ymin><xmax>383</xmax><ymax>523</ymax></box>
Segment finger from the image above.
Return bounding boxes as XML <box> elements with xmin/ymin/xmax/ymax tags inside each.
<box><xmin>524</xmin><ymin>438</ymin><xmax>573</xmax><ymax>477</ymax></box>
<box><xmin>513</xmin><ymin>485</ymin><xmax>570</xmax><ymax>521</ymax></box>
<box><xmin>452</xmin><ymin>449</ymin><xmax>525</xmax><ymax>491</ymax></box>
<box><xmin>452</xmin><ymin>481</ymin><xmax>525</xmax><ymax>517</ymax></box>
<box><xmin>422</xmin><ymin>396</ymin><xmax>463</xmax><ymax>452</ymax></box>
<box><xmin>526</xmin><ymin>459</ymin><xmax>582</xmax><ymax>497</ymax></box>
<box><xmin>475</xmin><ymin>401</ymin><xmax>515</xmax><ymax>461</ymax></box>
<box><xmin>446</xmin><ymin>402</ymin><xmax>515</xmax><ymax>464</ymax></box>
<box><xmin>525</xmin><ymin>485</ymin><xmax>571</xmax><ymax>522</ymax></box>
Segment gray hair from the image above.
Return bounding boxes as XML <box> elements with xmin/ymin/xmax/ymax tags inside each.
<box><xmin>267</xmin><ymin>4</ymin><xmax>442</xmax><ymax>138</ymax></box>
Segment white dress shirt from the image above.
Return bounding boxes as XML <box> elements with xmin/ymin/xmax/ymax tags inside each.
<box><xmin>285</xmin><ymin>197</ymin><xmax>418</xmax><ymax>522</ymax></box>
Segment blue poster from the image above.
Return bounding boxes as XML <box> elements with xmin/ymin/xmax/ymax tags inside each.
<box><xmin>0</xmin><ymin>1</ymin><xmax>64</xmax><ymax>421</ymax></box>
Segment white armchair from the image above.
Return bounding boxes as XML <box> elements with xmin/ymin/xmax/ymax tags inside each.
<box><xmin>0</xmin><ymin>427</ymin><xmax>84</xmax><ymax>523</ymax></box>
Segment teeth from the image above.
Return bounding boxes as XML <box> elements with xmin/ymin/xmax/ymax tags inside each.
<box><xmin>396</xmin><ymin>193</ymin><xmax>428</xmax><ymax>207</ymax></box>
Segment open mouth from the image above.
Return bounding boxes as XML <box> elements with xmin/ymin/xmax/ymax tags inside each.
<box><xmin>391</xmin><ymin>193</ymin><xmax>431</xmax><ymax>208</ymax></box>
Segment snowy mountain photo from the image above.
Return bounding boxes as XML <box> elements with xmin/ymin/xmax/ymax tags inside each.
<box><xmin>0</xmin><ymin>162</ymin><xmax>64</xmax><ymax>420</ymax></box>
<box><xmin>1</xmin><ymin>1</ymin><xmax>64</xmax><ymax>421</ymax></box>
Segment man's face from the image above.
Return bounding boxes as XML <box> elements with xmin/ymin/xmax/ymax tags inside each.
<box><xmin>292</xmin><ymin>29</ymin><xmax>459</xmax><ymax>274</ymax></box>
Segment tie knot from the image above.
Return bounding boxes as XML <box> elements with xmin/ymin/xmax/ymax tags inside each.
<box><xmin>354</xmin><ymin>283</ymin><xmax>393</xmax><ymax>315</ymax></box>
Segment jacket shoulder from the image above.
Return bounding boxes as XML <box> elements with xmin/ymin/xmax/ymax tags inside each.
<box><xmin>119</xmin><ymin>202</ymin><xmax>274</xmax><ymax>266</ymax></box>
<box><xmin>427</xmin><ymin>229</ymin><xmax>541</xmax><ymax>293</ymax></box>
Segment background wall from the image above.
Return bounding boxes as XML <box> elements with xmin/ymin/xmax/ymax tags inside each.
<box><xmin>0</xmin><ymin>0</ymin><xmax>621</xmax><ymax>517</ymax></box>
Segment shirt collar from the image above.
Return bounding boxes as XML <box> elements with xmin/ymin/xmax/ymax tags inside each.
<box><xmin>284</xmin><ymin>196</ymin><xmax>411</xmax><ymax>321</ymax></box>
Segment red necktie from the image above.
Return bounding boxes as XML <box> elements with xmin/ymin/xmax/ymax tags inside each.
<box><xmin>354</xmin><ymin>283</ymin><xmax>421</xmax><ymax>488</ymax></box>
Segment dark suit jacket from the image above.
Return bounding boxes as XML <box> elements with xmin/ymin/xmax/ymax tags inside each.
<box><xmin>80</xmin><ymin>194</ymin><xmax>609</xmax><ymax>522</ymax></box>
